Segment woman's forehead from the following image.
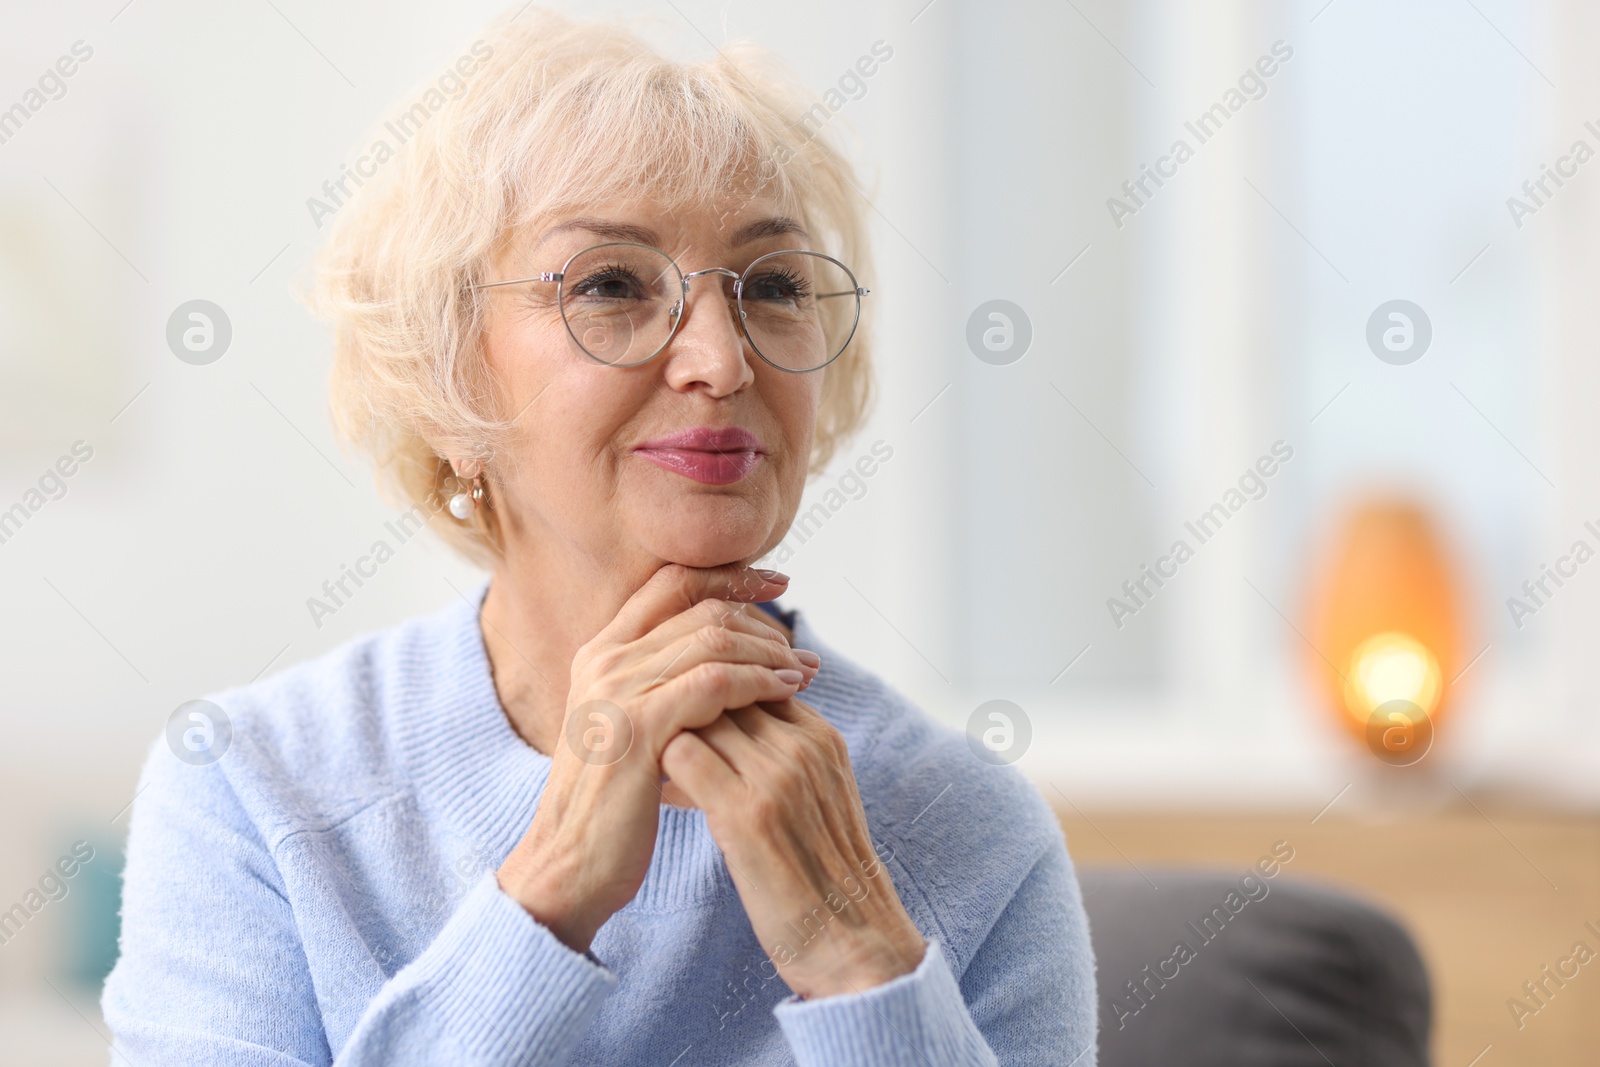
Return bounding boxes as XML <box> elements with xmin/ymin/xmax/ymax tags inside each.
<box><xmin>509</xmin><ymin>196</ymin><xmax>811</xmax><ymax>259</ymax></box>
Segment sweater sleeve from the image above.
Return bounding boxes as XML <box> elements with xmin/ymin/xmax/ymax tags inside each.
<box><xmin>959</xmin><ymin>839</ymin><xmax>1099</xmax><ymax>1065</ymax></box>
<box><xmin>101</xmin><ymin>743</ymin><xmax>616</xmax><ymax>1067</ymax></box>
<box><xmin>772</xmin><ymin>837</ymin><xmax>1098</xmax><ymax>1066</ymax></box>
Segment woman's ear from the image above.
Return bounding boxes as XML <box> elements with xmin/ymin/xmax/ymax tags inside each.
<box><xmin>447</xmin><ymin>457</ymin><xmax>482</xmax><ymax>484</ymax></box>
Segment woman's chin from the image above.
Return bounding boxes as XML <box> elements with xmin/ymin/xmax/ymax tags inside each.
<box><xmin>642</xmin><ymin>532</ymin><xmax>771</xmax><ymax>570</ymax></box>
<box><xmin>629</xmin><ymin>489</ymin><xmax>779</xmax><ymax>570</ymax></box>
<box><xmin>633</xmin><ymin>517</ymin><xmax>775</xmax><ymax>570</ymax></box>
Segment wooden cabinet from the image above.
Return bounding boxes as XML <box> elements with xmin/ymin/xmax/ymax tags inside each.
<box><xmin>1050</xmin><ymin>806</ymin><xmax>1600</xmax><ymax>1066</ymax></box>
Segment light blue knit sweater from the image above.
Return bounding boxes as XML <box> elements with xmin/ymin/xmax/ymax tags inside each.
<box><xmin>102</xmin><ymin>581</ymin><xmax>1098</xmax><ymax>1065</ymax></box>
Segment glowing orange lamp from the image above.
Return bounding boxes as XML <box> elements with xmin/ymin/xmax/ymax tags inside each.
<box><xmin>1305</xmin><ymin>499</ymin><xmax>1467</xmax><ymax>765</ymax></box>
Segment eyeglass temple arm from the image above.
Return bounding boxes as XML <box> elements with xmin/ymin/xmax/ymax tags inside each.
<box><xmin>469</xmin><ymin>272</ymin><xmax>562</xmax><ymax>290</ymax></box>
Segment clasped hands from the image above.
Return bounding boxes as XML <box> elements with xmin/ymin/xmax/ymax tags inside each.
<box><xmin>496</xmin><ymin>563</ymin><xmax>927</xmax><ymax>1000</ymax></box>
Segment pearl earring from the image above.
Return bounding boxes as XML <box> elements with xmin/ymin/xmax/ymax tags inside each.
<box><xmin>448</xmin><ymin>476</ymin><xmax>484</xmax><ymax>521</ymax></box>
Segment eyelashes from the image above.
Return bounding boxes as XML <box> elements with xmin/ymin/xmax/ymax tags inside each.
<box><xmin>745</xmin><ymin>266</ymin><xmax>810</xmax><ymax>301</ymax></box>
<box><xmin>566</xmin><ymin>266</ymin><xmax>812</xmax><ymax>303</ymax></box>
<box><xmin>568</xmin><ymin>263</ymin><xmax>652</xmax><ymax>300</ymax></box>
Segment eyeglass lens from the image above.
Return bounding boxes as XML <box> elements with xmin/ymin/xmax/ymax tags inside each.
<box><xmin>557</xmin><ymin>243</ymin><xmax>859</xmax><ymax>370</ymax></box>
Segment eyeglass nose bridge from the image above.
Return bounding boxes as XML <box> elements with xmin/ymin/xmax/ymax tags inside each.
<box><xmin>679</xmin><ymin>265</ymin><xmax>744</xmax><ymax>294</ymax></box>
<box><xmin>671</xmin><ymin>265</ymin><xmax>750</xmax><ymax>331</ymax></box>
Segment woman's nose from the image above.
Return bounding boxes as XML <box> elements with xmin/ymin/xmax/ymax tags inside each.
<box><xmin>659</xmin><ymin>273</ymin><xmax>756</xmax><ymax>396</ymax></box>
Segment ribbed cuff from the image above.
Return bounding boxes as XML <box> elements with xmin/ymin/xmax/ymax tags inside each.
<box><xmin>773</xmin><ymin>941</ymin><xmax>992</xmax><ymax>1067</ymax></box>
<box><xmin>414</xmin><ymin>870</ymin><xmax>617</xmax><ymax>1065</ymax></box>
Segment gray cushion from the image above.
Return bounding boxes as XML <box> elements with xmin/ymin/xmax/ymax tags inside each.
<box><xmin>1079</xmin><ymin>869</ymin><xmax>1431</xmax><ymax>1066</ymax></box>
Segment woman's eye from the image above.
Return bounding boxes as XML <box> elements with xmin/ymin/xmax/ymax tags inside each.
<box><xmin>744</xmin><ymin>270</ymin><xmax>809</xmax><ymax>303</ymax></box>
<box><xmin>571</xmin><ymin>268</ymin><xmax>646</xmax><ymax>301</ymax></box>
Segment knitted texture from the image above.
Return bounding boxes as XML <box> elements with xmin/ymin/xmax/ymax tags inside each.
<box><xmin>102</xmin><ymin>582</ymin><xmax>1098</xmax><ymax>1065</ymax></box>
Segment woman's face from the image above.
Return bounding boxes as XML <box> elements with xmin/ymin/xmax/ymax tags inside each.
<box><xmin>479</xmin><ymin>193</ymin><xmax>824</xmax><ymax>573</ymax></box>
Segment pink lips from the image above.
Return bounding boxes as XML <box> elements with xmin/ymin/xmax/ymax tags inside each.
<box><xmin>633</xmin><ymin>426</ymin><xmax>766</xmax><ymax>485</ymax></box>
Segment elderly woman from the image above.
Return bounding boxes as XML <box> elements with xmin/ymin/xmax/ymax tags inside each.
<box><xmin>103</xmin><ymin>8</ymin><xmax>1095</xmax><ymax>1065</ymax></box>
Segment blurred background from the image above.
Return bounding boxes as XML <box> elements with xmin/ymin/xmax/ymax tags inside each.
<box><xmin>2</xmin><ymin>0</ymin><xmax>1597</xmax><ymax>1062</ymax></box>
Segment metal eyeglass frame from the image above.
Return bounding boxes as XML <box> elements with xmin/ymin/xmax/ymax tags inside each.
<box><xmin>468</xmin><ymin>240</ymin><xmax>870</xmax><ymax>372</ymax></box>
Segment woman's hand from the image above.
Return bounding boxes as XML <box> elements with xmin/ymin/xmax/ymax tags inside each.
<box><xmin>660</xmin><ymin>698</ymin><xmax>928</xmax><ymax>1000</ymax></box>
<box><xmin>495</xmin><ymin>563</ymin><xmax>817</xmax><ymax>955</ymax></box>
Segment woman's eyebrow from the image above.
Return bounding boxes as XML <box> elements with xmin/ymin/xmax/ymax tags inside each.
<box><xmin>532</xmin><ymin>217</ymin><xmax>660</xmax><ymax>250</ymax></box>
<box><xmin>731</xmin><ymin>216</ymin><xmax>810</xmax><ymax>244</ymax></box>
<box><xmin>527</xmin><ymin>214</ymin><xmax>809</xmax><ymax>252</ymax></box>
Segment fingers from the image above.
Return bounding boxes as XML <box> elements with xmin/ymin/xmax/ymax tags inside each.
<box><xmin>604</xmin><ymin>563</ymin><xmax>789</xmax><ymax>646</ymax></box>
<box><xmin>637</xmin><ymin>623</ymin><xmax>808</xmax><ymax>690</ymax></box>
<box><xmin>645</xmin><ymin>597</ymin><xmax>790</xmax><ymax>652</ymax></box>
<box><xmin>754</xmin><ymin>696</ymin><xmax>823</xmax><ymax>726</ymax></box>
<box><xmin>660</xmin><ymin>730</ymin><xmax>739</xmax><ymax>805</ymax></box>
<box><xmin>717</xmin><ymin>705</ymin><xmax>846</xmax><ymax>793</ymax></box>
<box><xmin>691</xmin><ymin>712</ymin><xmax>766</xmax><ymax>768</ymax></box>
<box><xmin>640</xmin><ymin>662</ymin><xmax>805</xmax><ymax>749</ymax></box>
<box><xmin>738</xmin><ymin>701</ymin><xmax>855</xmax><ymax>794</ymax></box>
<box><xmin>727</xmin><ymin>599</ymin><xmax>795</xmax><ymax>645</ymax></box>
<box><xmin>727</xmin><ymin>703</ymin><xmax>789</xmax><ymax>742</ymax></box>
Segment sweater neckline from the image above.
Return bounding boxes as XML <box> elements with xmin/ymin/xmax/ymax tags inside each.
<box><xmin>393</xmin><ymin>578</ymin><xmax>825</xmax><ymax>910</ymax></box>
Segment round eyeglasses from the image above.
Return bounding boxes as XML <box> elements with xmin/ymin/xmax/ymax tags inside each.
<box><xmin>471</xmin><ymin>242</ymin><xmax>868</xmax><ymax>372</ymax></box>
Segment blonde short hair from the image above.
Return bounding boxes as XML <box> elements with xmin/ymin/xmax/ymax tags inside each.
<box><xmin>304</xmin><ymin>6</ymin><xmax>875</xmax><ymax>569</ymax></box>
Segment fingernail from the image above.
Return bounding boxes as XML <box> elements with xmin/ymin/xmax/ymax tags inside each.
<box><xmin>794</xmin><ymin>649</ymin><xmax>821</xmax><ymax>668</ymax></box>
<box><xmin>755</xmin><ymin>568</ymin><xmax>790</xmax><ymax>582</ymax></box>
<box><xmin>775</xmin><ymin>668</ymin><xmax>804</xmax><ymax>685</ymax></box>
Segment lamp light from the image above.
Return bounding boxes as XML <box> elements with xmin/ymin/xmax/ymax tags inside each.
<box><xmin>1306</xmin><ymin>499</ymin><xmax>1465</xmax><ymax>766</ymax></box>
